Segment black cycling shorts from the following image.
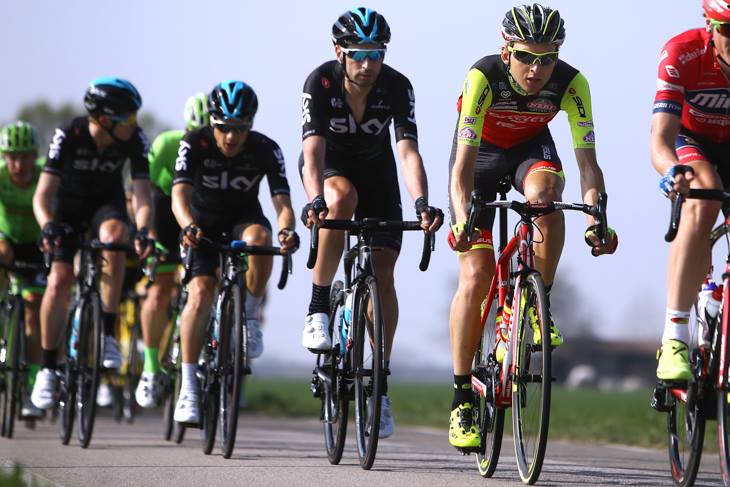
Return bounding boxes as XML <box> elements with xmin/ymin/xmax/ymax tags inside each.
<box><xmin>298</xmin><ymin>151</ymin><xmax>403</xmax><ymax>252</ymax></box>
<box><xmin>448</xmin><ymin>127</ymin><xmax>564</xmax><ymax>231</ymax></box>
<box><xmin>0</xmin><ymin>240</ymin><xmax>47</xmax><ymax>295</ymax></box>
<box><xmin>152</xmin><ymin>187</ymin><xmax>181</xmax><ymax>265</ymax></box>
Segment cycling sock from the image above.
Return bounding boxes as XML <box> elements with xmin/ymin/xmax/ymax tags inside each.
<box><xmin>662</xmin><ymin>309</ymin><xmax>691</xmax><ymax>345</ymax></box>
<box><xmin>143</xmin><ymin>347</ymin><xmax>160</xmax><ymax>374</ymax></box>
<box><xmin>245</xmin><ymin>292</ymin><xmax>264</xmax><ymax>320</ymax></box>
<box><xmin>42</xmin><ymin>348</ymin><xmax>57</xmax><ymax>370</ymax></box>
<box><xmin>452</xmin><ymin>374</ymin><xmax>473</xmax><ymax>409</ymax></box>
<box><xmin>181</xmin><ymin>362</ymin><xmax>199</xmax><ymax>394</ymax></box>
<box><xmin>27</xmin><ymin>363</ymin><xmax>40</xmax><ymax>390</ymax></box>
<box><xmin>308</xmin><ymin>284</ymin><xmax>331</xmax><ymax>315</ymax></box>
<box><xmin>102</xmin><ymin>312</ymin><xmax>117</xmax><ymax>337</ymax></box>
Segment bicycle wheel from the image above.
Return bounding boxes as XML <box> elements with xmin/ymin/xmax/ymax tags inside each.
<box><xmin>322</xmin><ymin>280</ymin><xmax>349</xmax><ymax>465</ymax></box>
<box><xmin>201</xmin><ymin>356</ymin><xmax>219</xmax><ymax>455</ymax></box>
<box><xmin>59</xmin><ymin>308</ymin><xmax>77</xmax><ymax>445</ymax></box>
<box><xmin>163</xmin><ymin>338</ymin><xmax>182</xmax><ymax>442</ymax></box>
<box><xmin>475</xmin><ymin>294</ymin><xmax>505</xmax><ymax>477</ymax></box>
<box><xmin>0</xmin><ymin>303</ymin><xmax>10</xmax><ymax>438</ymax></box>
<box><xmin>220</xmin><ymin>286</ymin><xmax>244</xmax><ymax>459</ymax></box>
<box><xmin>666</xmin><ymin>376</ymin><xmax>705</xmax><ymax>487</ymax></box>
<box><xmin>77</xmin><ymin>295</ymin><xmax>103</xmax><ymax>449</ymax></box>
<box><xmin>123</xmin><ymin>321</ymin><xmax>142</xmax><ymax>422</ymax></box>
<box><xmin>512</xmin><ymin>271</ymin><xmax>551</xmax><ymax>485</ymax></box>
<box><xmin>2</xmin><ymin>300</ymin><xmax>22</xmax><ymax>438</ymax></box>
<box><xmin>353</xmin><ymin>275</ymin><xmax>384</xmax><ymax>470</ymax></box>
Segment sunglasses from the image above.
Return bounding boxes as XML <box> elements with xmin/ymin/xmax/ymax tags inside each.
<box><xmin>212</xmin><ymin>121</ymin><xmax>251</xmax><ymax>134</ymax></box>
<box><xmin>341</xmin><ymin>47</ymin><xmax>386</xmax><ymax>62</ymax></box>
<box><xmin>507</xmin><ymin>45</ymin><xmax>559</xmax><ymax>65</ymax></box>
<box><xmin>108</xmin><ymin>113</ymin><xmax>137</xmax><ymax>125</ymax></box>
<box><xmin>710</xmin><ymin>19</ymin><xmax>730</xmax><ymax>37</ymax></box>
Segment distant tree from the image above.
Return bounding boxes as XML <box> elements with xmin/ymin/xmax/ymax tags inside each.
<box><xmin>11</xmin><ymin>100</ymin><xmax>170</xmax><ymax>150</ymax></box>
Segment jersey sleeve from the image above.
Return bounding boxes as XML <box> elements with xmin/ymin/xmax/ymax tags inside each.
<box><xmin>391</xmin><ymin>73</ymin><xmax>418</xmax><ymax>142</ymax></box>
<box><xmin>456</xmin><ymin>68</ymin><xmax>493</xmax><ymax>147</ymax></box>
<box><xmin>653</xmin><ymin>41</ymin><xmax>685</xmax><ymax>117</ymax></box>
<box><xmin>172</xmin><ymin>133</ymin><xmax>196</xmax><ymax>186</ymax></box>
<box><xmin>128</xmin><ymin>128</ymin><xmax>150</xmax><ymax>181</ymax></box>
<box><xmin>263</xmin><ymin>139</ymin><xmax>291</xmax><ymax>197</ymax></box>
<box><xmin>148</xmin><ymin>133</ymin><xmax>165</xmax><ymax>188</ymax></box>
<box><xmin>302</xmin><ymin>70</ymin><xmax>330</xmax><ymax>140</ymax></box>
<box><xmin>559</xmin><ymin>72</ymin><xmax>596</xmax><ymax>149</ymax></box>
<box><xmin>43</xmin><ymin>126</ymin><xmax>70</xmax><ymax>176</ymax></box>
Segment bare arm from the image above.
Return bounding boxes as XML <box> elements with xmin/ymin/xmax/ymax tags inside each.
<box><xmin>650</xmin><ymin>112</ymin><xmax>682</xmax><ymax>176</ymax></box>
<box><xmin>131</xmin><ymin>179</ymin><xmax>153</xmax><ymax>232</ymax></box>
<box><xmin>272</xmin><ymin>194</ymin><xmax>295</xmax><ymax>231</ymax></box>
<box><xmin>574</xmin><ymin>147</ymin><xmax>606</xmax><ymax>222</ymax></box>
<box><xmin>171</xmin><ymin>183</ymin><xmax>195</xmax><ymax>229</ymax></box>
<box><xmin>396</xmin><ymin>139</ymin><xmax>428</xmax><ymax>202</ymax></box>
<box><xmin>449</xmin><ymin>144</ymin><xmax>479</xmax><ymax>224</ymax></box>
<box><xmin>33</xmin><ymin>172</ymin><xmax>60</xmax><ymax>229</ymax></box>
<box><xmin>301</xmin><ymin>135</ymin><xmax>326</xmax><ymax>201</ymax></box>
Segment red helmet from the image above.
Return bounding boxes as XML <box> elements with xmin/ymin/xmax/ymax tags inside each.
<box><xmin>704</xmin><ymin>0</ymin><xmax>730</xmax><ymax>22</ymax></box>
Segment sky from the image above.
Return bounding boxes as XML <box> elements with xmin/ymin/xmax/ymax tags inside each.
<box><xmin>1</xmin><ymin>1</ymin><xmax>714</xmax><ymax>373</ymax></box>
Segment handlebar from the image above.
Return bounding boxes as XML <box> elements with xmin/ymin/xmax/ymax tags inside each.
<box><xmin>665</xmin><ymin>188</ymin><xmax>729</xmax><ymax>242</ymax></box>
<box><xmin>466</xmin><ymin>190</ymin><xmax>610</xmax><ymax>256</ymax></box>
<box><xmin>307</xmin><ymin>218</ymin><xmax>435</xmax><ymax>272</ymax></box>
<box><xmin>144</xmin><ymin>245</ymin><xmax>170</xmax><ymax>289</ymax></box>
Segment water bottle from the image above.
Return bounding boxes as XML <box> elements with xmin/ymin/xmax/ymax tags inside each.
<box><xmin>69</xmin><ymin>306</ymin><xmax>81</xmax><ymax>359</ymax></box>
<box><xmin>212</xmin><ymin>296</ymin><xmax>223</xmax><ymax>342</ymax></box>
<box><xmin>339</xmin><ymin>290</ymin><xmax>354</xmax><ymax>354</ymax></box>
<box><xmin>698</xmin><ymin>276</ymin><xmax>723</xmax><ymax>348</ymax></box>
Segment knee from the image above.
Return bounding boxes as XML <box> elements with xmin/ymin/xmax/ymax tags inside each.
<box><xmin>46</xmin><ymin>266</ymin><xmax>73</xmax><ymax>295</ymax></box>
<box><xmin>373</xmin><ymin>264</ymin><xmax>395</xmax><ymax>290</ymax></box>
<box><xmin>325</xmin><ymin>185</ymin><xmax>358</xmax><ymax>217</ymax></box>
<box><xmin>242</xmin><ymin>225</ymin><xmax>272</xmax><ymax>247</ymax></box>
<box><xmin>144</xmin><ymin>283</ymin><xmax>172</xmax><ymax>310</ymax></box>
<box><xmin>458</xmin><ymin>264</ymin><xmax>491</xmax><ymax>297</ymax></box>
<box><xmin>99</xmin><ymin>220</ymin><xmax>128</xmax><ymax>244</ymax></box>
<box><xmin>684</xmin><ymin>199</ymin><xmax>722</xmax><ymax>229</ymax></box>
<box><xmin>185</xmin><ymin>278</ymin><xmax>215</xmax><ymax>312</ymax></box>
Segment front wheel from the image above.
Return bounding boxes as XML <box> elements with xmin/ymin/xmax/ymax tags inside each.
<box><xmin>201</xmin><ymin>360</ymin><xmax>219</xmax><ymax>455</ymax></box>
<box><xmin>511</xmin><ymin>272</ymin><xmax>551</xmax><ymax>485</ymax></box>
<box><xmin>353</xmin><ymin>275</ymin><xmax>384</xmax><ymax>470</ymax></box>
<box><xmin>322</xmin><ymin>280</ymin><xmax>348</xmax><ymax>465</ymax></box>
<box><xmin>1</xmin><ymin>300</ymin><xmax>23</xmax><ymax>439</ymax></box>
<box><xmin>220</xmin><ymin>286</ymin><xmax>244</xmax><ymax>459</ymax></box>
<box><xmin>77</xmin><ymin>295</ymin><xmax>103</xmax><ymax>449</ymax></box>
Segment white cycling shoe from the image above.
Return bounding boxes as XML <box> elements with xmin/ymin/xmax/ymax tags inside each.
<box><xmin>174</xmin><ymin>389</ymin><xmax>200</xmax><ymax>424</ymax></box>
<box><xmin>30</xmin><ymin>368</ymin><xmax>57</xmax><ymax>410</ymax></box>
<box><xmin>135</xmin><ymin>372</ymin><xmax>166</xmax><ymax>408</ymax></box>
<box><xmin>302</xmin><ymin>313</ymin><xmax>331</xmax><ymax>352</ymax></box>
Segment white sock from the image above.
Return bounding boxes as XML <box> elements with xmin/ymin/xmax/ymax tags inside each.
<box><xmin>662</xmin><ymin>309</ymin><xmax>691</xmax><ymax>345</ymax></box>
<box><xmin>245</xmin><ymin>292</ymin><xmax>264</xmax><ymax>320</ymax></box>
<box><xmin>181</xmin><ymin>363</ymin><xmax>199</xmax><ymax>395</ymax></box>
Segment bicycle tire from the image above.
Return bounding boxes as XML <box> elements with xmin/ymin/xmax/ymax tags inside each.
<box><xmin>77</xmin><ymin>295</ymin><xmax>102</xmax><ymax>449</ymax></box>
<box><xmin>475</xmin><ymin>294</ymin><xmax>505</xmax><ymax>477</ymax></box>
<box><xmin>0</xmin><ymin>303</ymin><xmax>10</xmax><ymax>437</ymax></box>
<box><xmin>124</xmin><ymin>321</ymin><xmax>142</xmax><ymax>423</ymax></box>
<box><xmin>3</xmin><ymin>300</ymin><xmax>22</xmax><ymax>439</ymax></box>
<box><xmin>163</xmin><ymin>342</ymin><xmax>181</xmax><ymax>442</ymax></box>
<box><xmin>512</xmin><ymin>271</ymin><xmax>551</xmax><ymax>485</ymax></box>
<box><xmin>220</xmin><ymin>286</ymin><xmax>244</xmax><ymax>459</ymax></box>
<box><xmin>667</xmin><ymin>376</ymin><xmax>705</xmax><ymax>487</ymax></box>
<box><xmin>201</xmin><ymin>359</ymin><xmax>219</xmax><ymax>455</ymax></box>
<box><xmin>323</xmin><ymin>280</ymin><xmax>349</xmax><ymax>465</ymax></box>
<box><xmin>353</xmin><ymin>275</ymin><xmax>384</xmax><ymax>470</ymax></box>
<box><xmin>59</xmin><ymin>308</ymin><xmax>77</xmax><ymax>445</ymax></box>
<box><xmin>715</xmin><ymin>281</ymin><xmax>730</xmax><ymax>486</ymax></box>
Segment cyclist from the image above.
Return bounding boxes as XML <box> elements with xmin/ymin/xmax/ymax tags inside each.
<box><xmin>300</xmin><ymin>7</ymin><xmax>443</xmax><ymax>439</ymax></box>
<box><xmin>30</xmin><ymin>77</ymin><xmax>154</xmax><ymax>410</ymax></box>
<box><xmin>653</xmin><ymin>0</ymin><xmax>730</xmax><ymax>381</ymax></box>
<box><xmin>134</xmin><ymin>93</ymin><xmax>209</xmax><ymax>409</ymax></box>
<box><xmin>172</xmin><ymin>80</ymin><xmax>298</xmax><ymax>424</ymax></box>
<box><xmin>447</xmin><ymin>4</ymin><xmax>617</xmax><ymax>450</ymax></box>
<box><xmin>0</xmin><ymin>122</ymin><xmax>47</xmax><ymax>418</ymax></box>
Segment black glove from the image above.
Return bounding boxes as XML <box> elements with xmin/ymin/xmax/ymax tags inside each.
<box><xmin>414</xmin><ymin>197</ymin><xmax>444</xmax><ymax>222</ymax></box>
<box><xmin>180</xmin><ymin>223</ymin><xmax>201</xmax><ymax>242</ymax></box>
<box><xmin>134</xmin><ymin>227</ymin><xmax>154</xmax><ymax>250</ymax></box>
<box><xmin>278</xmin><ymin>228</ymin><xmax>301</xmax><ymax>251</ymax></box>
<box><xmin>41</xmin><ymin>222</ymin><xmax>71</xmax><ymax>241</ymax></box>
<box><xmin>300</xmin><ymin>195</ymin><xmax>328</xmax><ymax>225</ymax></box>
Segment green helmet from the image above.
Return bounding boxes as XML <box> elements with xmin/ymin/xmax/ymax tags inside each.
<box><xmin>0</xmin><ymin>121</ymin><xmax>40</xmax><ymax>153</ymax></box>
<box><xmin>184</xmin><ymin>93</ymin><xmax>210</xmax><ymax>130</ymax></box>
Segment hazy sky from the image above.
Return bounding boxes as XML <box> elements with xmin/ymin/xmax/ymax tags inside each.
<box><xmin>2</xmin><ymin>1</ymin><xmax>712</xmax><ymax>372</ymax></box>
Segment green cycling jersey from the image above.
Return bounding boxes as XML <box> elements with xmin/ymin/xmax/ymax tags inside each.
<box><xmin>149</xmin><ymin>130</ymin><xmax>184</xmax><ymax>196</ymax></box>
<box><xmin>0</xmin><ymin>158</ymin><xmax>44</xmax><ymax>245</ymax></box>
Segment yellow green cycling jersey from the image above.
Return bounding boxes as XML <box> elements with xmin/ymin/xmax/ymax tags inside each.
<box><xmin>0</xmin><ymin>158</ymin><xmax>44</xmax><ymax>245</ymax></box>
<box><xmin>456</xmin><ymin>55</ymin><xmax>595</xmax><ymax>149</ymax></box>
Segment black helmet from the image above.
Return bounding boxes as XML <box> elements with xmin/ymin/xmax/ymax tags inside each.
<box><xmin>502</xmin><ymin>4</ymin><xmax>566</xmax><ymax>47</ymax></box>
<box><xmin>207</xmin><ymin>80</ymin><xmax>258</xmax><ymax>124</ymax></box>
<box><xmin>332</xmin><ymin>7</ymin><xmax>391</xmax><ymax>47</ymax></box>
<box><xmin>83</xmin><ymin>77</ymin><xmax>142</xmax><ymax>118</ymax></box>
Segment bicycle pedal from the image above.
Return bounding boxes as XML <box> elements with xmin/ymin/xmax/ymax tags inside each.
<box><xmin>650</xmin><ymin>382</ymin><xmax>673</xmax><ymax>413</ymax></box>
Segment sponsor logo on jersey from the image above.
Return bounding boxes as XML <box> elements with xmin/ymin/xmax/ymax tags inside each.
<box><xmin>463</xmin><ymin>116</ymin><xmax>476</xmax><ymax>125</ymax></box>
<box><xmin>538</xmin><ymin>90</ymin><xmax>558</xmax><ymax>97</ymax></box>
<box><xmin>542</xmin><ymin>145</ymin><xmax>552</xmax><ymax>160</ymax></box>
<box><xmin>677</xmin><ymin>47</ymin><xmax>706</xmax><ymax>65</ymax></box>
<box><xmin>665</xmin><ymin>65</ymin><xmax>681</xmax><ymax>79</ymax></box>
<box><xmin>48</xmin><ymin>129</ymin><xmax>66</xmax><ymax>160</ymax></box>
<box><xmin>72</xmin><ymin>158</ymin><xmax>124</xmax><ymax>172</ymax></box>
<box><xmin>577</xmin><ymin>121</ymin><xmax>594</xmax><ymax>127</ymax></box>
<box><xmin>329</xmin><ymin>114</ymin><xmax>392</xmax><ymax>135</ymax></box>
<box><xmin>458</xmin><ymin>127</ymin><xmax>477</xmax><ymax>140</ymax></box>
<box><xmin>372</xmin><ymin>99</ymin><xmax>391</xmax><ymax>110</ymax></box>
<box><xmin>321</xmin><ymin>77</ymin><xmax>330</xmax><ymax>89</ymax></box>
<box><xmin>582</xmin><ymin>131</ymin><xmax>596</xmax><ymax>144</ymax></box>
<box><xmin>572</xmin><ymin>96</ymin><xmax>587</xmax><ymax>118</ymax></box>
<box><xmin>687</xmin><ymin>89</ymin><xmax>730</xmax><ymax>112</ymax></box>
<box><xmin>175</xmin><ymin>141</ymin><xmax>191</xmax><ymax>171</ymax></box>
<box><xmin>464</xmin><ymin>79</ymin><xmax>471</xmax><ymax>96</ymax></box>
<box><xmin>273</xmin><ymin>147</ymin><xmax>286</xmax><ymax>178</ymax></box>
<box><xmin>407</xmin><ymin>89</ymin><xmax>416</xmax><ymax>124</ymax></box>
<box><xmin>527</xmin><ymin>99</ymin><xmax>557</xmax><ymax>113</ymax></box>
<box><xmin>659</xmin><ymin>49</ymin><xmax>669</xmax><ymax>62</ymax></box>
<box><xmin>568</xmin><ymin>87</ymin><xmax>576</xmax><ymax>95</ymax></box>
<box><xmin>656</xmin><ymin>79</ymin><xmax>684</xmax><ymax>93</ymax></box>
<box><xmin>203</xmin><ymin>159</ymin><xmax>222</xmax><ymax>169</ymax></box>
<box><xmin>500</xmin><ymin>90</ymin><xmax>511</xmax><ymax>99</ymax></box>
<box><xmin>488</xmin><ymin>111</ymin><xmax>555</xmax><ymax>124</ymax></box>
<box><xmin>202</xmin><ymin>172</ymin><xmax>262</xmax><ymax>191</ymax></box>
<box><xmin>330</xmin><ymin>97</ymin><xmax>343</xmax><ymax>108</ymax></box>
<box><xmin>477</xmin><ymin>86</ymin><xmax>491</xmax><ymax>107</ymax></box>
<box><xmin>302</xmin><ymin>93</ymin><xmax>312</xmax><ymax>126</ymax></box>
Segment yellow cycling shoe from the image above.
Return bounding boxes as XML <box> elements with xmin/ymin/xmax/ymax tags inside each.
<box><xmin>656</xmin><ymin>339</ymin><xmax>693</xmax><ymax>382</ymax></box>
<box><xmin>449</xmin><ymin>403</ymin><xmax>481</xmax><ymax>450</ymax></box>
<box><xmin>529</xmin><ymin>307</ymin><xmax>563</xmax><ymax>347</ymax></box>
<box><xmin>495</xmin><ymin>340</ymin><xmax>507</xmax><ymax>364</ymax></box>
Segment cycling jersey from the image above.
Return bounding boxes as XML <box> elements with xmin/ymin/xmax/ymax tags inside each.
<box><xmin>149</xmin><ymin>130</ymin><xmax>184</xmax><ymax>196</ymax></box>
<box><xmin>456</xmin><ymin>55</ymin><xmax>595</xmax><ymax>149</ymax></box>
<box><xmin>0</xmin><ymin>158</ymin><xmax>43</xmax><ymax>245</ymax></box>
<box><xmin>654</xmin><ymin>28</ymin><xmax>730</xmax><ymax>144</ymax></box>
<box><xmin>172</xmin><ymin>127</ymin><xmax>290</xmax><ymax>216</ymax></box>
<box><xmin>44</xmin><ymin>117</ymin><xmax>149</xmax><ymax>198</ymax></box>
<box><xmin>301</xmin><ymin>60</ymin><xmax>418</xmax><ymax>161</ymax></box>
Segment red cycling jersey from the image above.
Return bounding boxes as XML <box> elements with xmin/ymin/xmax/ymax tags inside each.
<box><xmin>654</xmin><ymin>28</ymin><xmax>730</xmax><ymax>144</ymax></box>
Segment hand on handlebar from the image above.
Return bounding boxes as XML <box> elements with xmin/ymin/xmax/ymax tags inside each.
<box><xmin>134</xmin><ymin>227</ymin><xmax>155</xmax><ymax>259</ymax></box>
<box><xmin>40</xmin><ymin>222</ymin><xmax>72</xmax><ymax>253</ymax></box>
<box><xmin>300</xmin><ymin>195</ymin><xmax>328</xmax><ymax>228</ymax></box>
<box><xmin>448</xmin><ymin>223</ymin><xmax>479</xmax><ymax>253</ymax></box>
<box><xmin>659</xmin><ymin>165</ymin><xmax>694</xmax><ymax>198</ymax></box>
<box><xmin>414</xmin><ymin>197</ymin><xmax>444</xmax><ymax>234</ymax></box>
<box><xmin>278</xmin><ymin>228</ymin><xmax>300</xmax><ymax>254</ymax></box>
<box><xmin>584</xmin><ymin>225</ymin><xmax>618</xmax><ymax>256</ymax></box>
<box><xmin>181</xmin><ymin>223</ymin><xmax>203</xmax><ymax>249</ymax></box>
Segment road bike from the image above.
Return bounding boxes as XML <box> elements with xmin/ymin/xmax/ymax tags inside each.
<box><xmin>308</xmin><ymin>218</ymin><xmax>433</xmax><ymax>470</ymax></box>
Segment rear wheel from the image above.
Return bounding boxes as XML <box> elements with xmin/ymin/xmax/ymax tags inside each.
<box><xmin>220</xmin><ymin>287</ymin><xmax>244</xmax><ymax>459</ymax></box>
<box><xmin>1</xmin><ymin>300</ymin><xmax>23</xmax><ymax>439</ymax></box>
<box><xmin>77</xmin><ymin>295</ymin><xmax>102</xmax><ymax>449</ymax></box>
<box><xmin>353</xmin><ymin>276</ymin><xmax>384</xmax><ymax>470</ymax></box>
<box><xmin>59</xmin><ymin>307</ymin><xmax>77</xmax><ymax>445</ymax></box>
<box><xmin>512</xmin><ymin>272</ymin><xmax>551</xmax><ymax>485</ymax></box>
<box><xmin>123</xmin><ymin>320</ymin><xmax>142</xmax><ymax>423</ymax></box>
<box><xmin>475</xmin><ymin>293</ymin><xmax>505</xmax><ymax>477</ymax></box>
<box><xmin>322</xmin><ymin>281</ymin><xmax>348</xmax><ymax>465</ymax></box>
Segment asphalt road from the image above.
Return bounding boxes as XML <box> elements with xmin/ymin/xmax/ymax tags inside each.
<box><xmin>0</xmin><ymin>411</ymin><xmax>722</xmax><ymax>486</ymax></box>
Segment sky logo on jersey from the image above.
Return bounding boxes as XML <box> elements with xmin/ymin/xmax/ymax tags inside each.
<box><xmin>458</xmin><ymin>127</ymin><xmax>477</xmax><ymax>140</ymax></box>
<box><xmin>202</xmin><ymin>172</ymin><xmax>262</xmax><ymax>191</ymax></box>
<box><xmin>302</xmin><ymin>93</ymin><xmax>312</xmax><ymax>126</ymax></box>
<box><xmin>175</xmin><ymin>141</ymin><xmax>191</xmax><ymax>171</ymax></box>
<box><xmin>48</xmin><ymin>129</ymin><xmax>66</xmax><ymax>160</ymax></box>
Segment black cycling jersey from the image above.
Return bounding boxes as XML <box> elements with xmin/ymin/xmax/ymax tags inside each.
<box><xmin>172</xmin><ymin>127</ymin><xmax>290</xmax><ymax>215</ymax></box>
<box><xmin>44</xmin><ymin>117</ymin><xmax>149</xmax><ymax>198</ymax></box>
<box><xmin>301</xmin><ymin>60</ymin><xmax>418</xmax><ymax>161</ymax></box>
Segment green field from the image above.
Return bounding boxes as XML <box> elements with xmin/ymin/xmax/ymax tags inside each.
<box><xmin>244</xmin><ymin>378</ymin><xmax>718</xmax><ymax>450</ymax></box>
